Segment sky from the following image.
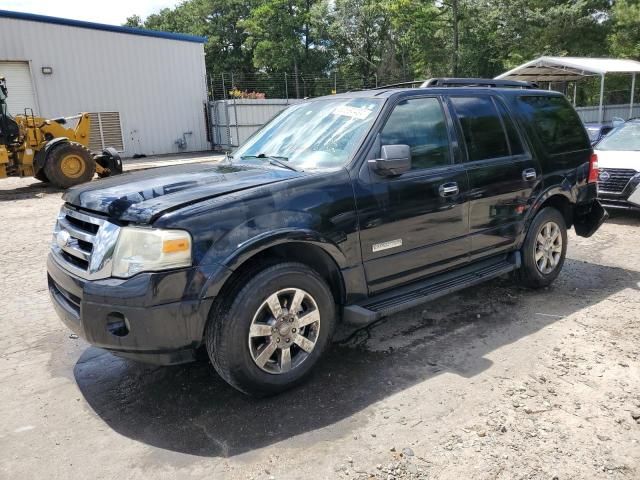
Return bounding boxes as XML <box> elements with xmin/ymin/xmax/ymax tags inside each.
<box><xmin>1</xmin><ymin>0</ymin><xmax>181</xmax><ymax>26</ymax></box>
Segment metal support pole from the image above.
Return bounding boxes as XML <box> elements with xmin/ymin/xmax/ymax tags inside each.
<box><xmin>573</xmin><ymin>81</ymin><xmax>577</xmax><ymax>107</ymax></box>
<box><xmin>334</xmin><ymin>72</ymin><xmax>337</xmax><ymax>94</ymax></box>
<box><xmin>221</xmin><ymin>73</ymin><xmax>227</xmax><ymax>100</ymax></box>
<box><xmin>284</xmin><ymin>72</ymin><xmax>288</xmax><ymax>103</ymax></box>
<box><xmin>598</xmin><ymin>74</ymin><xmax>605</xmax><ymax>123</ymax></box>
<box><xmin>630</xmin><ymin>73</ymin><xmax>636</xmax><ymax>119</ymax></box>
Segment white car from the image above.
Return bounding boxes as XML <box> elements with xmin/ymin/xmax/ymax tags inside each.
<box><xmin>594</xmin><ymin>119</ymin><xmax>640</xmax><ymax>211</ymax></box>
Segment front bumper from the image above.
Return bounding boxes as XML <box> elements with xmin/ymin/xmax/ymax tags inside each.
<box><xmin>598</xmin><ymin>175</ymin><xmax>640</xmax><ymax>212</ymax></box>
<box><xmin>47</xmin><ymin>254</ymin><xmax>215</xmax><ymax>365</ymax></box>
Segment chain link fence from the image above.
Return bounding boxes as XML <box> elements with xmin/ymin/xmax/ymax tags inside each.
<box><xmin>207</xmin><ymin>72</ymin><xmax>417</xmax><ymax>101</ymax></box>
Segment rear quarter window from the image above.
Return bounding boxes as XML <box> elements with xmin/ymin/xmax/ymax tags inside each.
<box><xmin>517</xmin><ymin>95</ymin><xmax>589</xmax><ymax>155</ymax></box>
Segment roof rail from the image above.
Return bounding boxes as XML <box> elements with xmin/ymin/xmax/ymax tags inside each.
<box><xmin>372</xmin><ymin>80</ymin><xmax>428</xmax><ymax>90</ymax></box>
<box><xmin>422</xmin><ymin>78</ymin><xmax>537</xmax><ymax>89</ymax></box>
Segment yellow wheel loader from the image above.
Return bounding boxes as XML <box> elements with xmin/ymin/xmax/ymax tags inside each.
<box><xmin>0</xmin><ymin>77</ymin><xmax>122</xmax><ymax>188</ymax></box>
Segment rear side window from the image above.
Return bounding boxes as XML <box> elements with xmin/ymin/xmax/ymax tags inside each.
<box><xmin>450</xmin><ymin>96</ymin><xmax>510</xmax><ymax>161</ymax></box>
<box><xmin>517</xmin><ymin>95</ymin><xmax>589</xmax><ymax>154</ymax></box>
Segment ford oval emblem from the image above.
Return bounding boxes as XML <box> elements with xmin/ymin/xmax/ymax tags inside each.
<box><xmin>56</xmin><ymin>230</ymin><xmax>71</xmax><ymax>249</ymax></box>
<box><xmin>599</xmin><ymin>171</ymin><xmax>610</xmax><ymax>182</ymax></box>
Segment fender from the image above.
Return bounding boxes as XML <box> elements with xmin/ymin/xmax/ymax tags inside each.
<box><xmin>199</xmin><ymin>228</ymin><xmax>349</xmax><ymax>300</ymax></box>
<box><xmin>34</xmin><ymin>137</ymin><xmax>70</xmax><ymax>173</ymax></box>
<box><xmin>517</xmin><ymin>184</ymin><xmax>575</xmax><ymax>248</ymax></box>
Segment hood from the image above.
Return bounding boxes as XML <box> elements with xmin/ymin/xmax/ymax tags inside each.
<box><xmin>594</xmin><ymin>149</ymin><xmax>640</xmax><ymax>171</ymax></box>
<box><xmin>63</xmin><ymin>162</ymin><xmax>302</xmax><ymax>223</ymax></box>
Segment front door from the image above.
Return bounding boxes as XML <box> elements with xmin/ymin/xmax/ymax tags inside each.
<box><xmin>447</xmin><ymin>94</ymin><xmax>541</xmax><ymax>260</ymax></box>
<box><xmin>354</xmin><ymin>96</ymin><xmax>470</xmax><ymax>294</ymax></box>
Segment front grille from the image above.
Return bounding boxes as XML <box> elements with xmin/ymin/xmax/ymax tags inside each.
<box><xmin>598</xmin><ymin>168</ymin><xmax>637</xmax><ymax>194</ymax></box>
<box><xmin>51</xmin><ymin>205</ymin><xmax>121</xmax><ymax>280</ymax></box>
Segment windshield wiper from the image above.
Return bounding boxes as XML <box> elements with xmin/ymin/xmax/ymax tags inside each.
<box><xmin>240</xmin><ymin>153</ymin><xmax>300</xmax><ymax>172</ymax></box>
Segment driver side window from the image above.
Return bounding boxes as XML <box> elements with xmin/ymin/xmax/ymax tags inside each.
<box><xmin>380</xmin><ymin>97</ymin><xmax>451</xmax><ymax>170</ymax></box>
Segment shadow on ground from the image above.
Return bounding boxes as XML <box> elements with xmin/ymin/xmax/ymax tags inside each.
<box><xmin>0</xmin><ymin>181</ymin><xmax>63</xmax><ymax>200</ymax></box>
<box><xmin>74</xmin><ymin>259</ymin><xmax>640</xmax><ymax>457</ymax></box>
<box><xmin>605</xmin><ymin>209</ymin><xmax>640</xmax><ymax>226</ymax></box>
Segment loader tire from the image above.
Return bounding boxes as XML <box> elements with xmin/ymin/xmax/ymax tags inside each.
<box><xmin>44</xmin><ymin>142</ymin><xmax>95</xmax><ymax>188</ymax></box>
<box><xmin>33</xmin><ymin>169</ymin><xmax>49</xmax><ymax>183</ymax></box>
<box><xmin>96</xmin><ymin>148</ymin><xmax>123</xmax><ymax>178</ymax></box>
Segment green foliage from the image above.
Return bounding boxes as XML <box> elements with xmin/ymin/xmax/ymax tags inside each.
<box><xmin>125</xmin><ymin>0</ymin><xmax>635</xmax><ymax>88</ymax></box>
<box><xmin>609</xmin><ymin>0</ymin><xmax>640</xmax><ymax>59</ymax></box>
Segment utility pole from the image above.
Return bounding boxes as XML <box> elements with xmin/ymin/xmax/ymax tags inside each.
<box><xmin>452</xmin><ymin>0</ymin><xmax>459</xmax><ymax>77</ymax></box>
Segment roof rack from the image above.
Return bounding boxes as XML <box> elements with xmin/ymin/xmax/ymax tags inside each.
<box><xmin>373</xmin><ymin>80</ymin><xmax>429</xmax><ymax>90</ymax></box>
<box><xmin>373</xmin><ymin>77</ymin><xmax>537</xmax><ymax>91</ymax></box>
<box><xmin>421</xmin><ymin>78</ymin><xmax>537</xmax><ymax>89</ymax></box>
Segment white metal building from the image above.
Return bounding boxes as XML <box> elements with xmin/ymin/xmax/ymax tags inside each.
<box><xmin>0</xmin><ymin>10</ymin><xmax>210</xmax><ymax>157</ymax></box>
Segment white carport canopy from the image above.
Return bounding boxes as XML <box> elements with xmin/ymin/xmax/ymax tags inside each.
<box><xmin>496</xmin><ymin>56</ymin><xmax>640</xmax><ymax>122</ymax></box>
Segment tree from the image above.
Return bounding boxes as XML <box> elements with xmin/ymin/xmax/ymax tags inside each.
<box><xmin>328</xmin><ymin>0</ymin><xmax>394</xmax><ymax>85</ymax></box>
<box><xmin>124</xmin><ymin>0</ymin><xmax>256</xmax><ymax>75</ymax></box>
<box><xmin>609</xmin><ymin>0</ymin><xmax>640</xmax><ymax>59</ymax></box>
<box><xmin>124</xmin><ymin>14</ymin><xmax>143</xmax><ymax>28</ymax></box>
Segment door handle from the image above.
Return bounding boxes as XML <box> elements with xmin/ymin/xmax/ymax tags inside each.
<box><xmin>439</xmin><ymin>182</ymin><xmax>459</xmax><ymax>197</ymax></box>
<box><xmin>522</xmin><ymin>168</ymin><xmax>537</xmax><ymax>181</ymax></box>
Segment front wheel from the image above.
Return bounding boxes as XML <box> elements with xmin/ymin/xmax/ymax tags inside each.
<box><xmin>515</xmin><ymin>207</ymin><xmax>568</xmax><ymax>288</ymax></box>
<box><xmin>205</xmin><ymin>262</ymin><xmax>336</xmax><ymax>396</ymax></box>
<box><xmin>44</xmin><ymin>142</ymin><xmax>96</xmax><ymax>188</ymax></box>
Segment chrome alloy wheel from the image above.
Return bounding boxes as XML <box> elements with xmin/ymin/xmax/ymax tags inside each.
<box><xmin>535</xmin><ymin>221</ymin><xmax>562</xmax><ymax>274</ymax></box>
<box><xmin>248</xmin><ymin>288</ymin><xmax>321</xmax><ymax>374</ymax></box>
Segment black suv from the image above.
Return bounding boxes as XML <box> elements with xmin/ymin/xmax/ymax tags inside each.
<box><xmin>48</xmin><ymin>79</ymin><xmax>606</xmax><ymax>396</ymax></box>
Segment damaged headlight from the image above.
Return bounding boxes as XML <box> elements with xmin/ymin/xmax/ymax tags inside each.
<box><xmin>112</xmin><ymin>227</ymin><xmax>192</xmax><ymax>278</ymax></box>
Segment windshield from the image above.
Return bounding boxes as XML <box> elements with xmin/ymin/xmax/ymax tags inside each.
<box><xmin>596</xmin><ymin>122</ymin><xmax>640</xmax><ymax>151</ymax></box>
<box><xmin>232</xmin><ymin>97</ymin><xmax>383</xmax><ymax>170</ymax></box>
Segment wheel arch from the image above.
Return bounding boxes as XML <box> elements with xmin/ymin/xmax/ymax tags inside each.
<box><xmin>202</xmin><ymin>233</ymin><xmax>348</xmax><ymax>309</ymax></box>
<box><xmin>527</xmin><ymin>187</ymin><xmax>575</xmax><ymax>229</ymax></box>
<box><xmin>34</xmin><ymin>137</ymin><xmax>69</xmax><ymax>173</ymax></box>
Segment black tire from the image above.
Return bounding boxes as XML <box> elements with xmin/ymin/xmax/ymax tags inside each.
<box><xmin>33</xmin><ymin>168</ymin><xmax>48</xmax><ymax>183</ymax></box>
<box><xmin>205</xmin><ymin>262</ymin><xmax>336</xmax><ymax>396</ymax></box>
<box><xmin>96</xmin><ymin>148</ymin><xmax>123</xmax><ymax>178</ymax></box>
<box><xmin>515</xmin><ymin>207</ymin><xmax>568</xmax><ymax>288</ymax></box>
<box><xmin>44</xmin><ymin>142</ymin><xmax>96</xmax><ymax>188</ymax></box>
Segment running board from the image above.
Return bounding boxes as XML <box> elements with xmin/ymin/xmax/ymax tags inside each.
<box><xmin>343</xmin><ymin>252</ymin><xmax>521</xmax><ymax>326</ymax></box>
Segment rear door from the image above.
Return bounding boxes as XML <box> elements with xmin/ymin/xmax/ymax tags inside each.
<box><xmin>447</xmin><ymin>94</ymin><xmax>541</xmax><ymax>260</ymax></box>
<box><xmin>354</xmin><ymin>95</ymin><xmax>470</xmax><ymax>294</ymax></box>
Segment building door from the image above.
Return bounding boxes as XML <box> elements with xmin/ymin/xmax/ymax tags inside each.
<box><xmin>0</xmin><ymin>61</ymin><xmax>38</xmax><ymax>115</ymax></box>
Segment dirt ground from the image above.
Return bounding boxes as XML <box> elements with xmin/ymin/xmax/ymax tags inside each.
<box><xmin>1</xmin><ymin>161</ymin><xmax>639</xmax><ymax>480</ymax></box>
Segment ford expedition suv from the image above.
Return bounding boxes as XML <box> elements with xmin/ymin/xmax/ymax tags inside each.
<box><xmin>48</xmin><ymin>78</ymin><xmax>607</xmax><ymax>396</ymax></box>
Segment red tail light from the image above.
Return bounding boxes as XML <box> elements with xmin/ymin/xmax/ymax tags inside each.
<box><xmin>588</xmin><ymin>153</ymin><xmax>599</xmax><ymax>183</ymax></box>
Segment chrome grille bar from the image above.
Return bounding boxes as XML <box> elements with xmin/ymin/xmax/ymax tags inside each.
<box><xmin>51</xmin><ymin>205</ymin><xmax>121</xmax><ymax>280</ymax></box>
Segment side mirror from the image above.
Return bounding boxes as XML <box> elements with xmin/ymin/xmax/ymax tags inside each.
<box><xmin>369</xmin><ymin>144</ymin><xmax>411</xmax><ymax>176</ymax></box>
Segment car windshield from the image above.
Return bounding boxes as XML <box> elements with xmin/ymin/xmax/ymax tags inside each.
<box><xmin>232</xmin><ymin>97</ymin><xmax>383</xmax><ymax>171</ymax></box>
<box><xmin>596</xmin><ymin>122</ymin><xmax>640</xmax><ymax>151</ymax></box>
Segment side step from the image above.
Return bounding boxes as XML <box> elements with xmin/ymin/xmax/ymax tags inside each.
<box><xmin>343</xmin><ymin>252</ymin><xmax>521</xmax><ymax>326</ymax></box>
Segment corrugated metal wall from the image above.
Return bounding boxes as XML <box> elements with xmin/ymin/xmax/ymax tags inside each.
<box><xmin>0</xmin><ymin>16</ymin><xmax>209</xmax><ymax>157</ymax></box>
<box><xmin>575</xmin><ymin>103</ymin><xmax>640</xmax><ymax>123</ymax></box>
<box><xmin>210</xmin><ymin>99</ymin><xmax>304</xmax><ymax>149</ymax></box>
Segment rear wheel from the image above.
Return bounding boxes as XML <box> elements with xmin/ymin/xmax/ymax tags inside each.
<box><xmin>33</xmin><ymin>168</ymin><xmax>48</xmax><ymax>183</ymax></box>
<box><xmin>205</xmin><ymin>262</ymin><xmax>336</xmax><ymax>396</ymax></box>
<box><xmin>44</xmin><ymin>142</ymin><xmax>95</xmax><ymax>188</ymax></box>
<box><xmin>96</xmin><ymin>147</ymin><xmax>123</xmax><ymax>178</ymax></box>
<box><xmin>515</xmin><ymin>207</ymin><xmax>567</xmax><ymax>288</ymax></box>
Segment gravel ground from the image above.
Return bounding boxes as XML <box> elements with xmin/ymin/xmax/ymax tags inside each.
<box><xmin>1</xmin><ymin>167</ymin><xmax>639</xmax><ymax>480</ymax></box>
